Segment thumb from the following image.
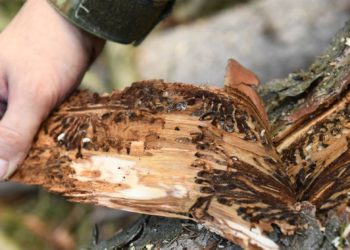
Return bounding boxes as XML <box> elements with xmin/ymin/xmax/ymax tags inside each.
<box><xmin>0</xmin><ymin>90</ymin><xmax>49</xmax><ymax>180</ymax></box>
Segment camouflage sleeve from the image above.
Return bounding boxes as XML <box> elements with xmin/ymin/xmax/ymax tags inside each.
<box><xmin>47</xmin><ymin>0</ymin><xmax>175</xmax><ymax>45</ymax></box>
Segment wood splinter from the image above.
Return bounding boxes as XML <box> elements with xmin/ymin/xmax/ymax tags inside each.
<box><xmin>8</xmin><ymin>28</ymin><xmax>350</xmax><ymax>250</ymax></box>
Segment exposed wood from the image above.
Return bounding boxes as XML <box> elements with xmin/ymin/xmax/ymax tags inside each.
<box><xmin>9</xmin><ymin>21</ymin><xmax>350</xmax><ymax>250</ymax></box>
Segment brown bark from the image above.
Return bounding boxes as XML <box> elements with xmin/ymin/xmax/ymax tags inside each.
<box><xmin>9</xmin><ymin>21</ymin><xmax>350</xmax><ymax>250</ymax></box>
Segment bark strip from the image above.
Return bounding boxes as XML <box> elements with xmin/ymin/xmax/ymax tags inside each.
<box><xmin>9</xmin><ymin>20</ymin><xmax>350</xmax><ymax>250</ymax></box>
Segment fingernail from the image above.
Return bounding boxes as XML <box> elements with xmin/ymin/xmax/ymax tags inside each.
<box><xmin>0</xmin><ymin>159</ymin><xmax>9</xmax><ymax>179</ymax></box>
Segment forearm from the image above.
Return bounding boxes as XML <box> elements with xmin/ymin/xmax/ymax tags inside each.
<box><xmin>18</xmin><ymin>0</ymin><xmax>106</xmax><ymax>65</ymax></box>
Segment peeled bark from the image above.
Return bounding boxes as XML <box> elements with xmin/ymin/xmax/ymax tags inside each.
<box><xmin>9</xmin><ymin>21</ymin><xmax>350</xmax><ymax>250</ymax></box>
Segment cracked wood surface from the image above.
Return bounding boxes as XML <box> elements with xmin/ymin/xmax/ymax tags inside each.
<box><xmin>9</xmin><ymin>22</ymin><xmax>350</xmax><ymax>250</ymax></box>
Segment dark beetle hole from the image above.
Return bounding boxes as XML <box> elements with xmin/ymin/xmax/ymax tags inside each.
<box><xmin>0</xmin><ymin>100</ymin><xmax>7</xmax><ymax>120</ymax></box>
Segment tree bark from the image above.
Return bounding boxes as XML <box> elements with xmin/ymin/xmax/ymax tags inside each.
<box><xmin>9</xmin><ymin>21</ymin><xmax>350</xmax><ymax>250</ymax></box>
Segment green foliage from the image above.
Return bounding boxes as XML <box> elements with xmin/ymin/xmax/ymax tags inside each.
<box><xmin>0</xmin><ymin>0</ymin><xmax>24</xmax><ymax>30</ymax></box>
<box><xmin>0</xmin><ymin>190</ymin><xmax>94</xmax><ymax>250</ymax></box>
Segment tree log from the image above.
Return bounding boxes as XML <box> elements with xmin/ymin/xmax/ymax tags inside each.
<box><xmin>9</xmin><ymin>21</ymin><xmax>350</xmax><ymax>250</ymax></box>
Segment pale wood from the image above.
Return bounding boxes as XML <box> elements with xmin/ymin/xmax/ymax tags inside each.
<box><xmin>9</xmin><ymin>26</ymin><xmax>350</xmax><ymax>249</ymax></box>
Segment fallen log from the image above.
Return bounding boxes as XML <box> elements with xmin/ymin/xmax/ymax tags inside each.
<box><xmin>9</xmin><ymin>21</ymin><xmax>350</xmax><ymax>250</ymax></box>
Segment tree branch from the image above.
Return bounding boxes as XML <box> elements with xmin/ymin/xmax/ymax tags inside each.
<box><xmin>9</xmin><ymin>21</ymin><xmax>350</xmax><ymax>250</ymax></box>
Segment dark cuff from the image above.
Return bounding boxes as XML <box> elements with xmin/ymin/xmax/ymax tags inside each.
<box><xmin>48</xmin><ymin>0</ymin><xmax>175</xmax><ymax>45</ymax></box>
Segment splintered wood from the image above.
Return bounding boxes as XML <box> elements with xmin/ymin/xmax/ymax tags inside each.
<box><xmin>9</xmin><ymin>29</ymin><xmax>350</xmax><ymax>249</ymax></box>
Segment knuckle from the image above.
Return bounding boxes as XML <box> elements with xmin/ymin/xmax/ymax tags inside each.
<box><xmin>24</xmin><ymin>79</ymin><xmax>60</xmax><ymax>116</ymax></box>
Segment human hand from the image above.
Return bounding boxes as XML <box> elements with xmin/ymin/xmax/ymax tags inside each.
<box><xmin>0</xmin><ymin>0</ymin><xmax>105</xmax><ymax>180</ymax></box>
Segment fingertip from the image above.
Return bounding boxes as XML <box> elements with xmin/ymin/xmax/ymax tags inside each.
<box><xmin>2</xmin><ymin>156</ymin><xmax>25</xmax><ymax>180</ymax></box>
<box><xmin>0</xmin><ymin>159</ymin><xmax>9</xmax><ymax>180</ymax></box>
<box><xmin>0</xmin><ymin>125</ymin><xmax>29</xmax><ymax>180</ymax></box>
